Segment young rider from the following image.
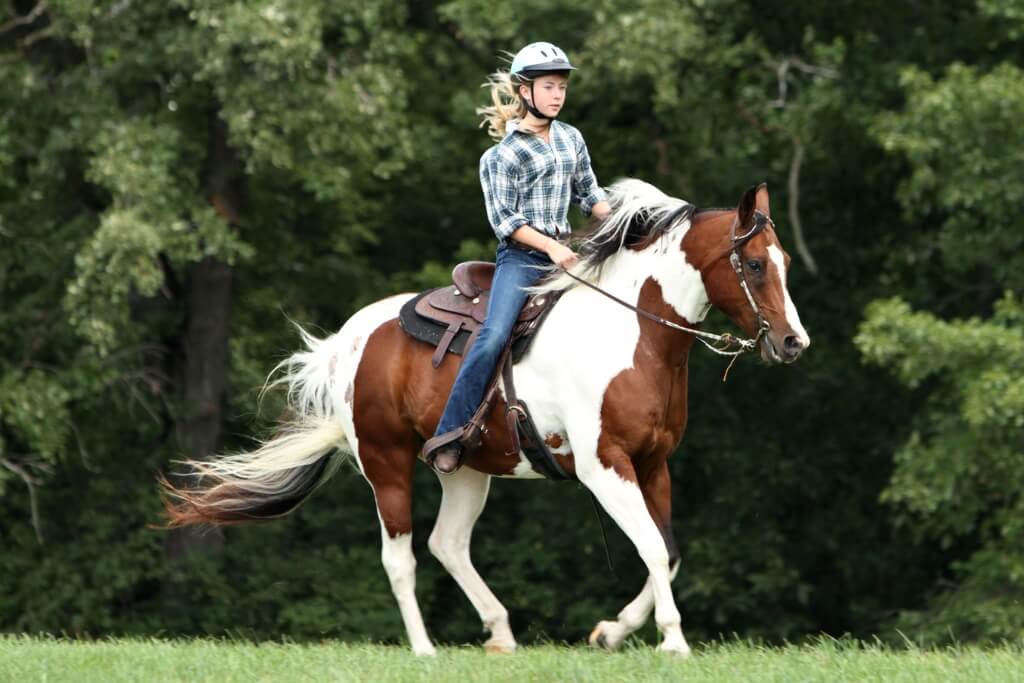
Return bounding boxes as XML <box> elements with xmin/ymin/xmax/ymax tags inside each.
<box><xmin>423</xmin><ymin>42</ymin><xmax>612</xmax><ymax>474</ymax></box>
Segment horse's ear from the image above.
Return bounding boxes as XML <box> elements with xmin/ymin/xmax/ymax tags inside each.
<box><xmin>737</xmin><ymin>185</ymin><xmax>758</xmax><ymax>228</ymax></box>
<box><xmin>755</xmin><ymin>182</ymin><xmax>770</xmax><ymax>215</ymax></box>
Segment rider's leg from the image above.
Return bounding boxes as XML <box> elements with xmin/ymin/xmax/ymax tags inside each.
<box><xmin>428</xmin><ymin>245</ymin><xmax>549</xmax><ymax>472</ymax></box>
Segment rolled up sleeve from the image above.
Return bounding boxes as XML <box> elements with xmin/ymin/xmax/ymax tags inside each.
<box><xmin>570</xmin><ymin>136</ymin><xmax>606</xmax><ymax>215</ymax></box>
<box><xmin>480</xmin><ymin>150</ymin><xmax>530</xmax><ymax>241</ymax></box>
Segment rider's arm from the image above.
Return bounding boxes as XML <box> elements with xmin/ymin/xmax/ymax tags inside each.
<box><xmin>510</xmin><ymin>226</ymin><xmax>577</xmax><ymax>268</ymax></box>
<box><xmin>570</xmin><ymin>131</ymin><xmax>609</xmax><ymax>218</ymax></box>
<box><xmin>480</xmin><ymin>149</ymin><xmax>529</xmax><ymax>241</ymax></box>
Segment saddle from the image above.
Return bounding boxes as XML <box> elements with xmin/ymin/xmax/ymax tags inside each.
<box><xmin>399</xmin><ymin>261</ymin><xmax>557</xmax><ymax>368</ymax></box>
<box><xmin>398</xmin><ymin>261</ymin><xmax>573</xmax><ymax>481</ymax></box>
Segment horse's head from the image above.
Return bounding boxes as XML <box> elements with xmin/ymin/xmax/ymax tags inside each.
<box><xmin>697</xmin><ymin>184</ymin><xmax>810</xmax><ymax>364</ymax></box>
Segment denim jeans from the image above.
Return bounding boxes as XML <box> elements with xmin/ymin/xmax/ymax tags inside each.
<box><xmin>434</xmin><ymin>244</ymin><xmax>551</xmax><ymax>437</ymax></box>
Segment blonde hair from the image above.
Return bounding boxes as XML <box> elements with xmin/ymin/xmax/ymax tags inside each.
<box><xmin>477</xmin><ymin>70</ymin><xmax>528</xmax><ymax>142</ymax></box>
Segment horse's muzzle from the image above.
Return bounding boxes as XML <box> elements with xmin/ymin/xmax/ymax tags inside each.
<box><xmin>761</xmin><ymin>333</ymin><xmax>807</xmax><ymax>364</ymax></box>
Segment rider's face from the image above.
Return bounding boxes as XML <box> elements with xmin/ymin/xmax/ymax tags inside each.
<box><xmin>521</xmin><ymin>75</ymin><xmax>568</xmax><ymax>118</ymax></box>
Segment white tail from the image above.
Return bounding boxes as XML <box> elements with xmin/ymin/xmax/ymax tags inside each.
<box><xmin>163</xmin><ymin>324</ymin><xmax>352</xmax><ymax>526</ymax></box>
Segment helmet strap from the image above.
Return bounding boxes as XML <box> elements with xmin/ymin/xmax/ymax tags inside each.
<box><xmin>522</xmin><ymin>82</ymin><xmax>552</xmax><ymax>121</ymax></box>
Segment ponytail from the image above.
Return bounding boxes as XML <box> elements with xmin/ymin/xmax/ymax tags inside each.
<box><xmin>477</xmin><ymin>70</ymin><xmax>528</xmax><ymax>142</ymax></box>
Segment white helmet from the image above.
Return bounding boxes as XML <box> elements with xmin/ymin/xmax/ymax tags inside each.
<box><xmin>510</xmin><ymin>42</ymin><xmax>576</xmax><ymax>79</ymax></box>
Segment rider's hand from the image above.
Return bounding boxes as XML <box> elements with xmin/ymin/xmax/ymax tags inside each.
<box><xmin>546</xmin><ymin>240</ymin><xmax>578</xmax><ymax>270</ymax></box>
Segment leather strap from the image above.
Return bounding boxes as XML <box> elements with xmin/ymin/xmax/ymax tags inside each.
<box><xmin>421</xmin><ymin>427</ymin><xmax>465</xmax><ymax>462</ymax></box>
<box><xmin>432</xmin><ymin>319</ymin><xmax>462</xmax><ymax>368</ymax></box>
<box><xmin>460</xmin><ymin>342</ymin><xmax>513</xmax><ymax>451</ymax></box>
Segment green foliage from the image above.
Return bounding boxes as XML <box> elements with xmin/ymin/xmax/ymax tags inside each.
<box><xmin>856</xmin><ymin>294</ymin><xmax>1024</xmax><ymax>641</ymax></box>
<box><xmin>873</xmin><ymin>64</ymin><xmax>1024</xmax><ymax>290</ymax></box>
<box><xmin>1</xmin><ymin>0</ymin><xmax>1023</xmax><ymax>649</ymax></box>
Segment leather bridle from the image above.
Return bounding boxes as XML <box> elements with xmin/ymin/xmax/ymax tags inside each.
<box><xmin>728</xmin><ymin>209</ymin><xmax>774</xmax><ymax>342</ymax></box>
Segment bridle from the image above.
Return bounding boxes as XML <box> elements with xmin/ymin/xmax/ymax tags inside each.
<box><xmin>562</xmin><ymin>208</ymin><xmax>774</xmax><ymax>365</ymax></box>
<box><xmin>728</xmin><ymin>209</ymin><xmax>774</xmax><ymax>342</ymax></box>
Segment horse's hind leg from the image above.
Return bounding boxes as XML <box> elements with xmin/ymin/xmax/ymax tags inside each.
<box><xmin>428</xmin><ymin>467</ymin><xmax>516</xmax><ymax>654</ymax></box>
<box><xmin>360</xmin><ymin>440</ymin><xmax>436</xmax><ymax>656</ymax></box>
<box><xmin>589</xmin><ymin>461</ymin><xmax>680</xmax><ymax>650</ymax></box>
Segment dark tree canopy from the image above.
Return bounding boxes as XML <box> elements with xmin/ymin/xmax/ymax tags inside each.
<box><xmin>0</xmin><ymin>0</ymin><xmax>1020</xmax><ymax>645</ymax></box>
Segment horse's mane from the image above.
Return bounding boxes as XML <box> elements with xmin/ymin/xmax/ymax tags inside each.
<box><xmin>533</xmin><ymin>178</ymin><xmax>695</xmax><ymax>294</ymax></box>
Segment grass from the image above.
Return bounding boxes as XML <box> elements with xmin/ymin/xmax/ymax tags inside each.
<box><xmin>2</xmin><ymin>636</ymin><xmax>1023</xmax><ymax>682</ymax></box>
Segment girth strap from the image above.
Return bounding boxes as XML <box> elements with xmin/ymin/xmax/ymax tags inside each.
<box><xmin>501</xmin><ymin>350</ymin><xmax>574</xmax><ymax>481</ymax></box>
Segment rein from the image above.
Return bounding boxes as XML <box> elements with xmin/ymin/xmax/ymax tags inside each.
<box><xmin>562</xmin><ymin>209</ymin><xmax>774</xmax><ymax>378</ymax></box>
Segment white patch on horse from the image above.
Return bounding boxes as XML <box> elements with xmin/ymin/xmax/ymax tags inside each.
<box><xmin>767</xmin><ymin>245</ymin><xmax>810</xmax><ymax>346</ymax></box>
<box><xmin>651</xmin><ymin>222</ymin><xmax>709</xmax><ymax>323</ymax></box>
<box><xmin>376</xmin><ymin>522</ymin><xmax>436</xmax><ymax>656</ymax></box>
<box><xmin>428</xmin><ymin>467</ymin><xmax>516</xmax><ymax>653</ymax></box>
<box><xmin>503</xmin><ymin>215</ymin><xmax>704</xmax><ymax>482</ymax></box>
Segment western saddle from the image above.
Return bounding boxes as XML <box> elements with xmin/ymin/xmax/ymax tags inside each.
<box><xmin>398</xmin><ymin>260</ymin><xmax>572</xmax><ymax>480</ymax></box>
<box><xmin>408</xmin><ymin>261</ymin><xmax>556</xmax><ymax>368</ymax></box>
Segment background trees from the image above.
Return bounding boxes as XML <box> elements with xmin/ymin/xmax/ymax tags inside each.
<box><xmin>0</xmin><ymin>0</ymin><xmax>1019</xmax><ymax>645</ymax></box>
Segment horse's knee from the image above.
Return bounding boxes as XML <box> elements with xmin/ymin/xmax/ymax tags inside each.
<box><xmin>637</xmin><ymin>543</ymin><xmax>671</xmax><ymax>572</ymax></box>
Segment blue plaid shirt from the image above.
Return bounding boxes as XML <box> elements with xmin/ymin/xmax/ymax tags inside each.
<box><xmin>480</xmin><ymin>120</ymin><xmax>606</xmax><ymax>242</ymax></box>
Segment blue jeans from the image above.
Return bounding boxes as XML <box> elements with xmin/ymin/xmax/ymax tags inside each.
<box><xmin>434</xmin><ymin>244</ymin><xmax>551</xmax><ymax>437</ymax></box>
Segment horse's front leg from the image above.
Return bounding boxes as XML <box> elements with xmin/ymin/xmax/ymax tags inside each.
<box><xmin>589</xmin><ymin>461</ymin><xmax>681</xmax><ymax>650</ymax></box>
<box><xmin>577</xmin><ymin>451</ymin><xmax>690</xmax><ymax>656</ymax></box>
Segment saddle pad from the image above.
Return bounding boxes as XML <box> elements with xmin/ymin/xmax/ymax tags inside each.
<box><xmin>398</xmin><ymin>288</ymin><xmax>558</xmax><ymax>365</ymax></box>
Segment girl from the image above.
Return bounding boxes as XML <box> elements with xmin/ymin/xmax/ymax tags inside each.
<box><xmin>423</xmin><ymin>42</ymin><xmax>612</xmax><ymax>474</ymax></box>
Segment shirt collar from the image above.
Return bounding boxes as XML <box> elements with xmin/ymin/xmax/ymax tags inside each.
<box><xmin>508</xmin><ymin>118</ymin><xmax>557</xmax><ymax>137</ymax></box>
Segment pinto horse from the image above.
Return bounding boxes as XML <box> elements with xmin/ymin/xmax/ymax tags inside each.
<box><xmin>162</xmin><ymin>179</ymin><xmax>809</xmax><ymax>656</ymax></box>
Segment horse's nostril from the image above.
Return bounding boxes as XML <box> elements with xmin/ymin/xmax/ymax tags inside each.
<box><xmin>784</xmin><ymin>335</ymin><xmax>804</xmax><ymax>355</ymax></box>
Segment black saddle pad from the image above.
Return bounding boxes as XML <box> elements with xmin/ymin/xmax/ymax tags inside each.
<box><xmin>398</xmin><ymin>288</ymin><xmax>556</xmax><ymax>365</ymax></box>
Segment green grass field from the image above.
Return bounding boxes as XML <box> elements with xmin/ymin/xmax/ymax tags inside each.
<box><xmin>3</xmin><ymin>636</ymin><xmax>1023</xmax><ymax>682</ymax></box>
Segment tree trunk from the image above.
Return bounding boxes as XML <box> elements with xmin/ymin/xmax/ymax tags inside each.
<box><xmin>164</xmin><ymin>109</ymin><xmax>242</xmax><ymax>562</ymax></box>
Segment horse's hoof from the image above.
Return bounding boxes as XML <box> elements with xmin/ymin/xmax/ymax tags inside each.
<box><xmin>483</xmin><ymin>638</ymin><xmax>516</xmax><ymax>655</ymax></box>
<box><xmin>412</xmin><ymin>643</ymin><xmax>438</xmax><ymax>657</ymax></box>
<box><xmin>588</xmin><ymin>621</ymin><xmax>625</xmax><ymax>650</ymax></box>
<box><xmin>657</xmin><ymin>640</ymin><xmax>691</xmax><ymax>658</ymax></box>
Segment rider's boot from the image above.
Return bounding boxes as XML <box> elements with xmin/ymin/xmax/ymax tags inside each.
<box><xmin>422</xmin><ymin>429</ymin><xmax>467</xmax><ymax>475</ymax></box>
<box><xmin>430</xmin><ymin>442</ymin><xmax>464</xmax><ymax>474</ymax></box>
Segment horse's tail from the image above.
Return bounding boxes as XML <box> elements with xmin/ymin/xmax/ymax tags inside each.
<box><xmin>161</xmin><ymin>325</ymin><xmax>352</xmax><ymax>527</ymax></box>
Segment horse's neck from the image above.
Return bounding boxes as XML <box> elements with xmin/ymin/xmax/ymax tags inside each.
<box><xmin>594</xmin><ymin>221</ymin><xmax>711</xmax><ymax>327</ymax></box>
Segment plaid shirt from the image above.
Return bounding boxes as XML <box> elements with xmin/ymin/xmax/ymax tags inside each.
<box><xmin>480</xmin><ymin>120</ymin><xmax>606</xmax><ymax>242</ymax></box>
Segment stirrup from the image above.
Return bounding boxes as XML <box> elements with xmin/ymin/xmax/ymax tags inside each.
<box><xmin>421</xmin><ymin>427</ymin><xmax>465</xmax><ymax>464</ymax></box>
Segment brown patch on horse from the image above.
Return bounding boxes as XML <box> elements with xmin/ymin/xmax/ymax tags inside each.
<box><xmin>544</xmin><ymin>433</ymin><xmax>563</xmax><ymax>449</ymax></box>
<box><xmin>355</xmin><ymin>318</ymin><xmax>564</xmax><ymax>483</ymax></box>
<box><xmin>367</xmin><ymin>320</ymin><xmax>570</xmax><ymax>478</ymax></box>
<box><xmin>596</xmin><ymin>277</ymin><xmax>695</xmax><ymax>474</ymax></box>
<box><xmin>685</xmin><ymin>206</ymin><xmax>801</xmax><ymax>354</ymax></box>
<box><xmin>683</xmin><ymin>210</ymin><xmax>761</xmax><ymax>336</ymax></box>
<box><xmin>350</xmin><ymin>320</ymin><xmax>421</xmax><ymax>537</ymax></box>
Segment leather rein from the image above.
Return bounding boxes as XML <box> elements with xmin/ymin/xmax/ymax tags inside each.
<box><xmin>563</xmin><ymin>209</ymin><xmax>774</xmax><ymax>360</ymax></box>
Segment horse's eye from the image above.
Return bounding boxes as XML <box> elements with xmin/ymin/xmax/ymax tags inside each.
<box><xmin>747</xmin><ymin>260</ymin><xmax>762</xmax><ymax>273</ymax></box>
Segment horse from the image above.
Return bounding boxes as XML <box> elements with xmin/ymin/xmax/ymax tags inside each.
<box><xmin>161</xmin><ymin>178</ymin><xmax>810</xmax><ymax>656</ymax></box>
